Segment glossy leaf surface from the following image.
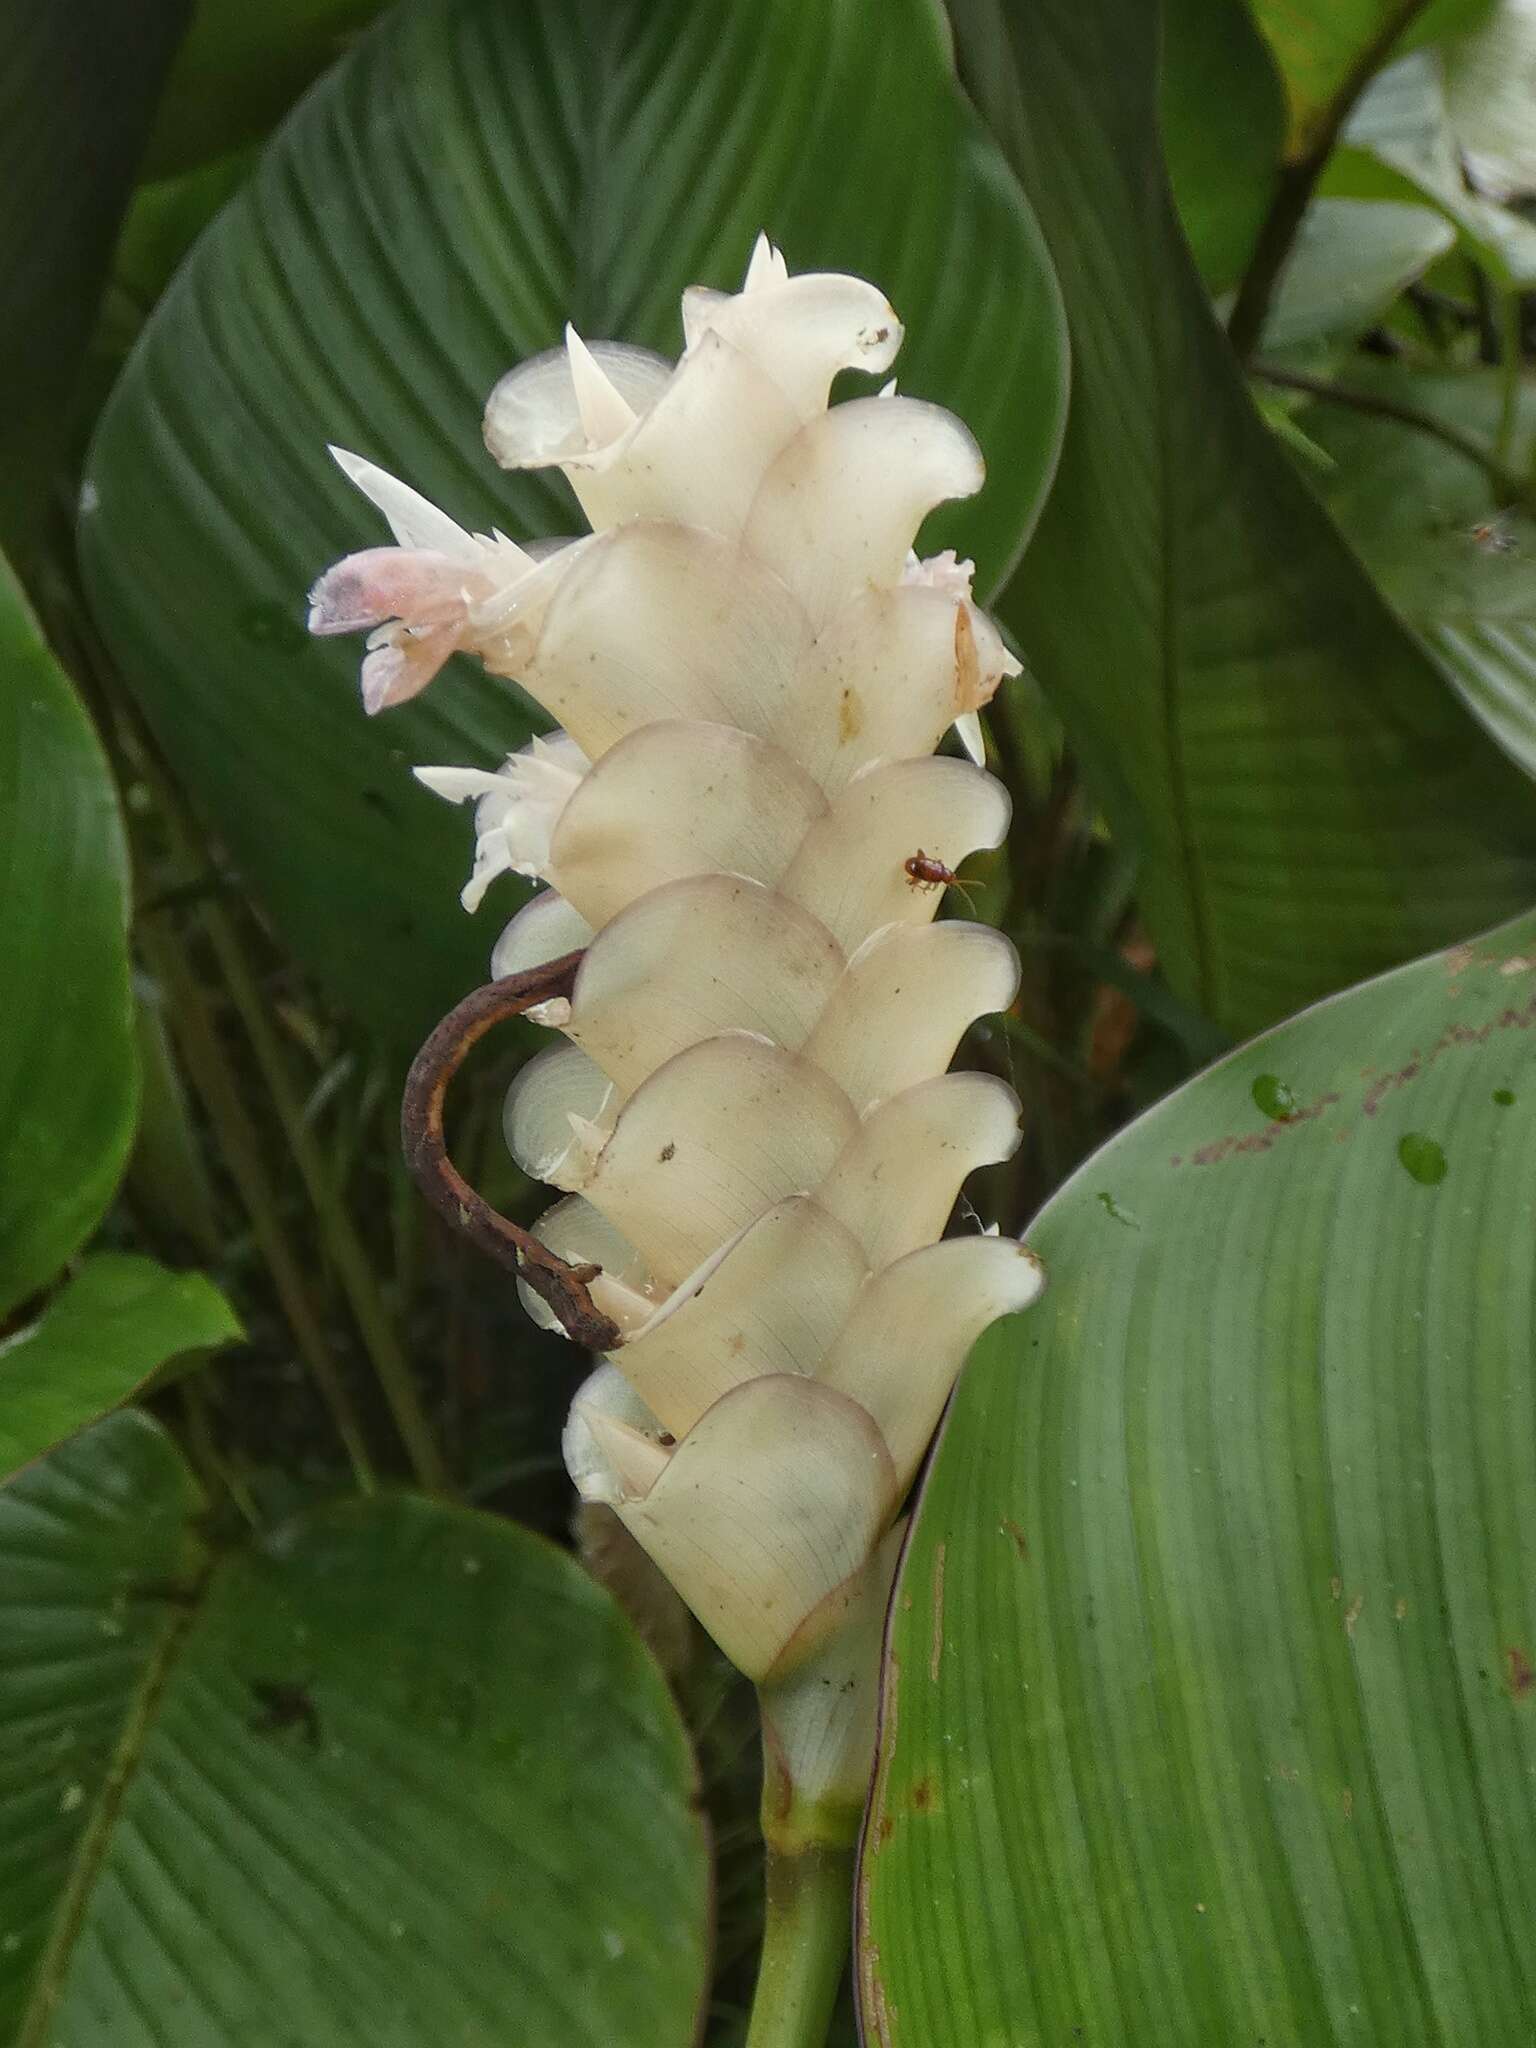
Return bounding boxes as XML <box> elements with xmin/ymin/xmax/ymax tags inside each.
<box><xmin>81</xmin><ymin>0</ymin><xmax>1066</xmax><ymax>1043</ymax></box>
<box><xmin>863</xmin><ymin>910</ymin><xmax>1536</xmax><ymax>2045</ymax></box>
<box><xmin>0</xmin><ymin>561</ymin><xmax>135</xmax><ymax>1319</ymax></box>
<box><xmin>953</xmin><ymin>0</ymin><xmax>1536</xmax><ymax>1040</ymax></box>
<box><xmin>0</xmin><ymin>1255</ymin><xmax>240</xmax><ymax>1483</ymax></box>
<box><xmin>0</xmin><ymin>1412</ymin><xmax>709</xmax><ymax>2047</ymax></box>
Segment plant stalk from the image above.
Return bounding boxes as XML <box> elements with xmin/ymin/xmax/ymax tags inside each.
<box><xmin>744</xmin><ymin>1837</ymin><xmax>855</xmax><ymax>2048</ymax></box>
<box><xmin>137</xmin><ymin>916</ymin><xmax>379</xmax><ymax>1494</ymax></box>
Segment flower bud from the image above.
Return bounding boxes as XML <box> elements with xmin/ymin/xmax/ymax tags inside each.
<box><xmin>311</xmin><ymin>236</ymin><xmax>1044</xmax><ymax>1687</ymax></box>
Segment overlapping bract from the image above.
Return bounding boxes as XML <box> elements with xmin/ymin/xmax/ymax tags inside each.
<box><xmin>309</xmin><ymin>239</ymin><xmax>1043</xmax><ymax>1682</ymax></box>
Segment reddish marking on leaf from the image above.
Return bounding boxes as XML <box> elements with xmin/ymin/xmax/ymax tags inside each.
<box><xmin>1508</xmin><ymin>1648</ymin><xmax>1534</xmax><ymax>1700</ymax></box>
<box><xmin>877</xmin><ymin>1815</ymin><xmax>895</xmax><ymax>1844</ymax></box>
<box><xmin>1001</xmin><ymin>1518</ymin><xmax>1030</xmax><ymax>1562</ymax></box>
<box><xmin>910</xmin><ymin>1777</ymin><xmax>935</xmax><ymax>1812</ymax></box>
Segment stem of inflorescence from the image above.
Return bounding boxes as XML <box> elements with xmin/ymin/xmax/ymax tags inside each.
<box><xmin>744</xmin><ymin>1768</ymin><xmax>858</xmax><ymax>2048</ymax></box>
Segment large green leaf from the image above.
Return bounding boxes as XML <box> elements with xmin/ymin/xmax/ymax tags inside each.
<box><xmin>862</xmin><ymin>909</ymin><xmax>1536</xmax><ymax>2044</ymax></box>
<box><xmin>1261</xmin><ymin>194</ymin><xmax>1455</xmax><ymax>349</ymax></box>
<box><xmin>0</xmin><ymin>0</ymin><xmax>186</xmax><ymax>558</ymax></box>
<box><xmin>1</xmin><ymin>1411</ymin><xmax>709</xmax><ymax>2047</ymax></box>
<box><xmin>1443</xmin><ymin>0</ymin><xmax>1536</xmax><ymax>197</ymax></box>
<box><xmin>1158</xmin><ymin>0</ymin><xmax>1285</xmax><ymax>292</ymax></box>
<box><xmin>1248</xmin><ymin>0</ymin><xmax>1492</xmax><ymax>156</ymax></box>
<box><xmin>1301</xmin><ymin>365</ymin><xmax>1536</xmax><ymax>780</ymax></box>
<box><xmin>81</xmin><ymin>0</ymin><xmax>1066</xmax><ymax>1046</ymax></box>
<box><xmin>0</xmin><ymin>560</ymin><xmax>135</xmax><ymax>1320</ymax></box>
<box><xmin>952</xmin><ymin>0</ymin><xmax>1536</xmax><ymax>1040</ymax></box>
<box><xmin>0</xmin><ymin>1255</ymin><xmax>240</xmax><ymax>1483</ymax></box>
<box><xmin>1328</xmin><ymin>52</ymin><xmax>1536</xmax><ymax>286</ymax></box>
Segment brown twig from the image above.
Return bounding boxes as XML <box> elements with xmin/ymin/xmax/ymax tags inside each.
<box><xmin>400</xmin><ymin>953</ymin><xmax>622</xmax><ymax>1350</ymax></box>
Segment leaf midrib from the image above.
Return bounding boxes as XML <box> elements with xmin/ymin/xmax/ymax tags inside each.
<box><xmin>17</xmin><ymin>1553</ymin><xmax>215</xmax><ymax>2048</ymax></box>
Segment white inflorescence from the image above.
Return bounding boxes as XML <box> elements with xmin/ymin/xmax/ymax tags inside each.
<box><xmin>309</xmin><ymin>236</ymin><xmax>1044</xmax><ymax>1687</ymax></box>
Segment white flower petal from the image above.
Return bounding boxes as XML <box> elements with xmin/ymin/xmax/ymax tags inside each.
<box><xmin>490</xmin><ymin>889</ymin><xmax>594</xmax><ymax>980</ymax></box>
<box><xmin>483</xmin><ymin>340</ymin><xmax>672</xmax><ymax>469</ymax></box>
<box><xmin>503</xmin><ymin>1042</ymin><xmax>616</xmax><ymax>1186</ymax></box>
<box><xmin>744</xmin><ymin>396</ymin><xmax>984</xmax><ymax>627</ymax></box>
<box><xmin>560</xmin><ymin>875</ymin><xmax>844</xmax><ymax>1095</ymax></box>
<box><xmin>524</xmin><ymin>1195</ymin><xmax>656</xmax><ymax>1334</ymax></box>
<box><xmin>682</xmin><ymin>272</ymin><xmax>902</xmax><ymax>421</ymax></box>
<box><xmin>803</xmin><ymin>921</ymin><xmax>1020</xmax><ymax>1114</ymax></box>
<box><xmin>565</xmin><ymin>1363</ymin><xmax>670</xmax><ymax>1505</ymax></box>
<box><xmin>547</xmin><ymin>720</ymin><xmax>826</xmax><ymax>930</ymax></box>
<box><xmin>609</xmin><ymin>1374</ymin><xmax>898</xmax><ymax>1680</ymax></box>
<box><xmin>580</xmin><ymin>1033</ymin><xmax>859</xmax><ymax>1289</ymax></box>
<box><xmin>565</xmin><ymin>324</ymin><xmax>639</xmax><ymax>442</ymax></box>
<box><xmin>817</xmin><ymin>1071</ymin><xmax>1023</xmax><ymax>1270</ymax></box>
<box><xmin>781</xmin><ymin>756</ymin><xmax>1010</xmax><ymax>952</ymax></box>
<box><xmin>613</xmin><ymin>1196</ymin><xmax>868</xmax><ymax>1436</ymax></box>
<box><xmin>518</xmin><ymin>524</ymin><xmax>804</xmax><ymax>761</ymax></box>
<box><xmin>821</xmin><ymin>1235</ymin><xmax>1045</xmax><ymax>1488</ymax></box>
<box><xmin>328</xmin><ymin>446</ymin><xmax>485</xmax><ymax>563</ymax></box>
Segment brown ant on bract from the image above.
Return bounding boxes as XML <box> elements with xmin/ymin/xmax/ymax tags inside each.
<box><xmin>903</xmin><ymin>849</ymin><xmax>980</xmax><ymax>907</ymax></box>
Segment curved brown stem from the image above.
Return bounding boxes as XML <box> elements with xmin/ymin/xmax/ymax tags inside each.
<box><xmin>400</xmin><ymin>953</ymin><xmax>622</xmax><ymax>1350</ymax></box>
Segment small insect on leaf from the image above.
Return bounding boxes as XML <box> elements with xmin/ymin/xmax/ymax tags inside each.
<box><xmin>1469</xmin><ymin>514</ymin><xmax>1518</xmax><ymax>556</ymax></box>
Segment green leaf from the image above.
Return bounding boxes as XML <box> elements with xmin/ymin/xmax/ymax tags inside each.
<box><xmin>142</xmin><ymin>0</ymin><xmax>382</xmax><ymax>178</ymax></box>
<box><xmin>1248</xmin><ymin>0</ymin><xmax>1492</xmax><ymax>157</ymax></box>
<box><xmin>951</xmin><ymin>0</ymin><xmax>1536</xmax><ymax>1040</ymax></box>
<box><xmin>1329</xmin><ymin>52</ymin><xmax>1536</xmax><ymax>287</ymax></box>
<box><xmin>1443</xmin><ymin>0</ymin><xmax>1536</xmax><ymax>197</ymax></box>
<box><xmin>0</xmin><ymin>0</ymin><xmax>186</xmax><ymax>559</ymax></box>
<box><xmin>0</xmin><ymin>560</ymin><xmax>136</xmax><ymax>1320</ymax></box>
<box><xmin>1262</xmin><ymin>195</ymin><xmax>1455</xmax><ymax>349</ymax></box>
<box><xmin>1300</xmin><ymin>364</ymin><xmax>1536</xmax><ymax>780</ymax></box>
<box><xmin>81</xmin><ymin>0</ymin><xmax>1067</xmax><ymax>1046</ymax></box>
<box><xmin>0</xmin><ymin>1255</ymin><xmax>240</xmax><ymax>1483</ymax></box>
<box><xmin>1</xmin><ymin>1411</ymin><xmax>710</xmax><ymax>2047</ymax></box>
<box><xmin>1158</xmin><ymin>0</ymin><xmax>1286</xmax><ymax>292</ymax></box>
<box><xmin>862</xmin><ymin>909</ymin><xmax>1536</xmax><ymax>2044</ymax></box>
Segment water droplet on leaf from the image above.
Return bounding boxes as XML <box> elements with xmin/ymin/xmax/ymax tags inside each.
<box><xmin>1397</xmin><ymin>1133</ymin><xmax>1447</xmax><ymax>1185</ymax></box>
<box><xmin>1251</xmin><ymin>1074</ymin><xmax>1296</xmax><ymax>1122</ymax></box>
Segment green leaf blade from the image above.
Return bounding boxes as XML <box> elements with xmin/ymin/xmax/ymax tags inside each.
<box><xmin>0</xmin><ymin>1255</ymin><xmax>241</xmax><ymax>1484</ymax></box>
<box><xmin>862</xmin><ymin>911</ymin><xmax>1536</xmax><ymax>2044</ymax></box>
<box><xmin>0</xmin><ymin>563</ymin><xmax>136</xmax><ymax>1319</ymax></box>
<box><xmin>82</xmin><ymin>0</ymin><xmax>1065</xmax><ymax>1041</ymax></box>
<box><xmin>2</xmin><ymin>1414</ymin><xmax>710</xmax><ymax>2047</ymax></box>
<box><xmin>953</xmin><ymin>0</ymin><xmax>1536</xmax><ymax>1040</ymax></box>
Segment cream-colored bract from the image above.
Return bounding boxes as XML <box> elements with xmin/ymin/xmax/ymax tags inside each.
<box><xmin>309</xmin><ymin>234</ymin><xmax>1043</xmax><ymax>1694</ymax></box>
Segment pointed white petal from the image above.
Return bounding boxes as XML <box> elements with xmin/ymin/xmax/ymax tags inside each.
<box><xmin>547</xmin><ymin>720</ymin><xmax>826</xmax><ymax>930</ymax></box>
<box><xmin>565</xmin><ymin>324</ymin><xmax>640</xmax><ymax>442</ymax></box>
<box><xmin>523</xmin><ymin>1195</ymin><xmax>656</xmax><ymax>1334</ymax></box>
<box><xmin>568</xmin><ymin>1382</ymin><xmax>671</xmax><ymax>1503</ymax></box>
<box><xmin>328</xmin><ymin>446</ymin><xmax>482</xmax><ymax>562</ymax></box>
<box><xmin>818</xmin><ymin>1072</ymin><xmax>1023</xmax><ymax>1270</ymax></box>
<box><xmin>490</xmin><ymin>890</ymin><xmax>594</xmax><ymax>980</ymax></box>
<box><xmin>413</xmin><ymin>765</ymin><xmax>511</xmax><ymax>804</ymax></box>
<box><xmin>614</xmin><ymin>1196</ymin><xmax>868</xmax><ymax>1436</ymax></box>
<box><xmin>954</xmin><ymin>709</ymin><xmax>986</xmax><ymax>764</ymax></box>
<box><xmin>744</xmin><ymin>396</ymin><xmax>983</xmax><ymax>626</ymax></box>
<box><xmin>781</xmin><ymin>756</ymin><xmax>1010</xmax><ymax>952</ymax></box>
<box><xmin>581</xmin><ymin>1034</ymin><xmax>859</xmax><ymax>1290</ymax></box>
<box><xmin>503</xmin><ymin>1043</ymin><xmax>616</xmax><ymax>1185</ymax></box>
<box><xmin>822</xmin><ymin>1236</ymin><xmax>1046</xmax><ymax>1488</ymax></box>
<box><xmin>483</xmin><ymin>340</ymin><xmax>672</xmax><ymax>469</ymax></box>
<box><xmin>804</xmin><ymin>921</ymin><xmax>1020</xmax><ymax>1115</ymax></box>
<box><xmin>742</xmin><ymin>232</ymin><xmax>786</xmax><ymax>293</ymax></box>
<box><xmin>564</xmin><ymin>331</ymin><xmax>803</xmax><ymax>535</ymax></box>
<box><xmin>613</xmin><ymin>1374</ymin><xmax>898</xmax><ymax>1680</ymax></box>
